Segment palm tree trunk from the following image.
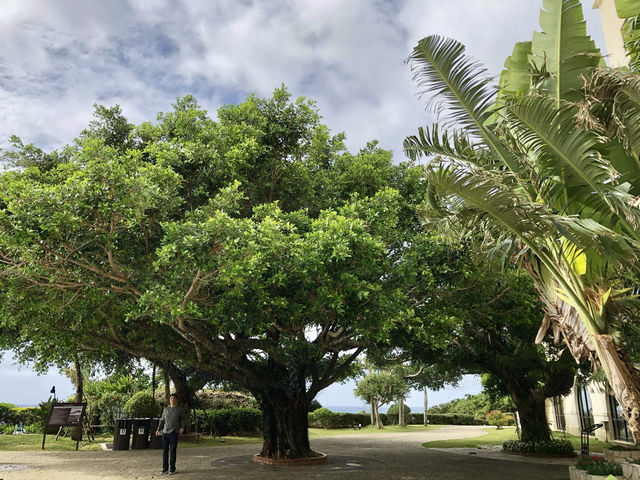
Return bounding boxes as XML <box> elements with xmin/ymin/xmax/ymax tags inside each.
<box><xmin>537</xmin><ymin>294</ymin><xmax>640</xmax><ymax>444</ymax></box>
<box><xmin>594</xmin><ymin>334</ymin><xmax>640</xmax><ymax>444</ymax></box>
<box><xmin>423</xmin><ymin>387</ymin><xmax>428</xmax><ymax>427</ymax></box>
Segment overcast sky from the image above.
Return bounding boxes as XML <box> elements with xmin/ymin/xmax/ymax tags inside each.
<box><xmin>0</xmin><ymin>0</ymin><xmax>608</xmax><ymax>406</ymax></box>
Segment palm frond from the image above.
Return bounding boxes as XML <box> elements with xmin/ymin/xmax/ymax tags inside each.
<box><xmin>580</xmin><ymin>68</ymin><xmax>640</xmax><ymax>169</ymax></box>
<box><xmin>403</xmin><ymin>124</ymin><xmax>477</xmax><ymax>162</ymax></box>
<box><xmin>427</xmin><ymin>162</ymin><xmax>639</xmax><ymax>267</ymax></box>
<box><xmin>407</xmin><ymin>35</ymin><xmax>496</xmax><ymax>133</ymax></box>
<box><xmin>505</xmin><ymin>95</ymin><xmax>640</xmax><ymax>235</ymax></box>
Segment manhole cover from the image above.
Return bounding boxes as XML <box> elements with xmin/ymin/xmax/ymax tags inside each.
<box><xmin>0</xmin><ymin>464</ymin><xmax>32</xmax><ymax>472</ymax></box>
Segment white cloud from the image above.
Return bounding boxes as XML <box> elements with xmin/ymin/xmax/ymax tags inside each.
<box><xmin>0</xmin><ymin>0</ymin><xmax>607</xmax><ymax>158</ymax></box>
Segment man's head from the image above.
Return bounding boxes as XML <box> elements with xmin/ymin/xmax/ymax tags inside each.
<box><xmin>169</xmin><ymin>393</ymin><xmax>179</xmax><ymax>407</ymax></box>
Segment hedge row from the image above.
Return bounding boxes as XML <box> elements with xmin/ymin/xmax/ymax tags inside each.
<box><xmin>2</xmin><ymin>404</ymin><xmax>494</xmax><ymax>435</ymax></box>
<box><xmin>415</xmin><ymin>413</ymin><xmax>485</xmax><ymax>426</ymax></box>
<box><xmin>192</xmin><ymin>407</ymin><xmax>262</xmax><ymax>436</ymax></box>
<box><xmin>0</xmin><ymin>405</ymin><xmax>47</xmax><ymax>432</ymax></box>
<box><xmin>308</xmin><ymin>410</ymin><xmax>487</xmax><ymax>428</ymax></box>
<box><xmin>309</xmin><ymin>409</ymin><xmax>372</xmax><ymax>428</ymax></box>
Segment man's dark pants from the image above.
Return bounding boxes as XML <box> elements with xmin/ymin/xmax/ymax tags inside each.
<box><xmin>162</xmin><ymin>431</ymin><xmax>179</xmax><ymax>472</ymax></box>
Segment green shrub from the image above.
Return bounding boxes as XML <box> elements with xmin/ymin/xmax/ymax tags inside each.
<box><xmin>485</xmin><ymin>410</ymin><xmax>509</xmax><ymax>429</ymax></box>
<box><xmin>0</xmin><ymin>424</ymin><xmax>15</xmax><ymax>434</ymax></box>
<box><xmin>13</xmin><ymin>407</ymin><xmax>42</xmax><ymax>426</ymax></box>
<box><xmin>309</xmin><ymin>408</ymin><xmax>336</xmax><ymax>428</ymax></box>
<box><xmin>124</xmin><ymin>391</ymin><xmax>162</xmax><ymax>418</ymax></box>
<box><xmin>0</xmin><ymin>402</ymin><xmax>16</xmax><ymax>408</ymax></box>
<box><xmin>575</xmin><ymin>455</ymin><xmax>622</xmax><ymax>475</ymax></box>
<box><xmin>308</xmin><ymin>408</ymin><xmax>371</xmax><ymax>428</ymax></box>
<box><xmin>194</xmin><ymin>407</ymin><xmax>262</xmax><ymax>436</ymax></box>
<box><xmin>0</xmin><ymin>404</ymin><xmax>17</xmax><ymax>424</ymax></box>
<box><xmin>503</xmin><ymin>439</ymin><xmax>574</xmax><ymax>456</ymax></box>
<box><xmin>24</xmin><ymin>424</ymin><xmax>41</xmax><ymax>434</ymax></box>
<box><xmin>386</xmin><ymin>403</ymin><xmax>411</xmax><ymax>425</ymax></box>
<box><xmin>308</xmin><ymin>399</ymin><xmax>322</xmax><ymax>412</ymax></box>
<box><xmin>607</xmin><ymin>444</ymin><xmax>640</xmax><ymax>451</ymax></box>
<box><xmin>424</xmin><ymin>413</ymin><xmax>484</xmax><ymax>425</ymax></box>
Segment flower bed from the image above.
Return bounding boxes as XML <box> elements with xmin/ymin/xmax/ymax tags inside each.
<box><xmin>575</xmin><ymin>455</ymin><xmax>622</xmax><ymax>477</ymax></box>
<box><xmin>503</xmin><ymin>439</ymin><xmax>574</xmax><ymax>456</ymax></box>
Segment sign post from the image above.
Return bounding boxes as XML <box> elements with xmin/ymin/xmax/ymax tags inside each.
<box><xmin>42</xmin><ymin>402</ymin><xmax>87</xmax><ymax>451</ymax></box>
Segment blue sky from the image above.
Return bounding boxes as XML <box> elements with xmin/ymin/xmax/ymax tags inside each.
<box><xmin>0</xmin><ymin>0</ymin><xmax>608</xmax><ymax>407</ymax></box>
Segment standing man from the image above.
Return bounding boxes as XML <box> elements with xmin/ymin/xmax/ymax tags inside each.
<box><xmin>156</xmin><ymin>393</ymin><xmax>188</xmax><ymax>475</ymax></box>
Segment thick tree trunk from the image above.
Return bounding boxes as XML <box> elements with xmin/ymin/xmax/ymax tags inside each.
<box><xmin>398</xmin><ymin>397</ymin><xmax>406</xmax><ymax>426</ymax></box>
<box><xmin>373</xmin><ymin>401</ymin><xmax>383</xmax><ymax>429</ymax></box>
<box><xmin>507</xmin><ymin>386</ymin><xmax>551</xmax><ymax>442</ymax></box>
<box><xmin>594</xmin><ymin>334</ymin><xmax>640</xmax><ymax>445</ymax></box>
<box><xmin>423</xmin><ymin>387</ymin><xmax>428</xmax><ymax>427</ymax></box>
<box><xmin>257</xmin><ymin>392</ymin><xmax>316</xmax><ymax>459</ymax></box>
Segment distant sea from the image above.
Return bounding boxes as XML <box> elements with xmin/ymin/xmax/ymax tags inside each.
<box><xmin>322</xmin><ymin>405</ymin><xmax>424</xmax><ymax>414</ymax></box>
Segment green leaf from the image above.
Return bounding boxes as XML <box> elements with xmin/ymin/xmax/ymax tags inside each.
<box><xmin>498</xmin><ymin>41</ymin><xmax>533</xmax><ymax>100</ymax></box>
<box><xmin>615</xmin><ymin>0</ymin><xmax>640</xmax><ymax>18</ymax></box>
<box><xmin>531</xmin><ymin>0</ymin><xmax>602</xmax><ymax>101</ymax></box>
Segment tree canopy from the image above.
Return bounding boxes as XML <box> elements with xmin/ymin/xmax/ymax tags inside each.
<box><xmin>0</xmin><ymin>87</ymin><xmax>430</xmax><ymax>458</ymax></box>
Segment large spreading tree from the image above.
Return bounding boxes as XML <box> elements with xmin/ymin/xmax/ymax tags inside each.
<box><xmin>0</xmin><ymin>88</ymin><xmax>429</xmax><ymax>459</ymax></box>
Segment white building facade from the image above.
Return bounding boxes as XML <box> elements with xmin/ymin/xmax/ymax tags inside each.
<box><xmin>546</xmin><ymin>380</ymin><xmax>634</xmax><ymax>444</ymax></box>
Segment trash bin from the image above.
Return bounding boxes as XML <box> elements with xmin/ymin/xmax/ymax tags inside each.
<box><xmin>149</xmin><ymin>418</ymin><xmax>163</xmax><ymax>449</ymax></box>
<box><xmin>132</xmin><ymin>418</ymin><xmax>150</xmax><ymax>449</ymax></box>
<box><xmin>113</xmin><ymin>418</ymin><xmax>132</xmax><ymax>451</ymax></box>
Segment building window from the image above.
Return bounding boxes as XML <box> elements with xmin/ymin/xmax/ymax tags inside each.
<box><xmin>608</xmin><ymin>394</ymin><xmax>633</xmax><ymax>443</ymax></box>
<box><xmin>552</xmin><ymin>396</ymin><xmax>566</xmax><ymax>431</ymax></box>
<box><xmin>577</xmin><ymin>385</ymin><xmax>595</xmax><ymax>431</ymax></box>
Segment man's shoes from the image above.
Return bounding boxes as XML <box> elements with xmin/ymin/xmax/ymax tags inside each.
<box><xmin>161</xmin><ymin>470</ymin><xmax>168</xmax><ymax>475</ymax></box>
<box><xmin>169</xmin><ymin>471</ymin><xmax>176</xmax><ymax>475</ymax></box>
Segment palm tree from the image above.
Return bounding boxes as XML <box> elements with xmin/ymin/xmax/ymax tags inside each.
<box><xmin>404</xmin><ymin>0</ymin><xmax>640</xmax><ymax>442</ymax></box>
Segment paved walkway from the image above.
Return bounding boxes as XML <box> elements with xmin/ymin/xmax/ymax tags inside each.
<box><xmin>0</xmin><ymin>426</ymin><xmax>572</xmax><ymax>480</ymax></box>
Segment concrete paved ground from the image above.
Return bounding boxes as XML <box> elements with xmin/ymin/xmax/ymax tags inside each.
<box><xmin>0</xmin><ymin>425</ymin><xmax>572</xmax><ymax>479</ymax></box>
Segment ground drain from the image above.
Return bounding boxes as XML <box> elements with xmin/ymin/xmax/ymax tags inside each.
<box><xmin>0</xmin><ymin>464</ymin><xmax>32</xmax><ymax>472</ymax></box>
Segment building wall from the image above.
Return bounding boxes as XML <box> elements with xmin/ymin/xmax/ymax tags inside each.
<box><xmin>592</xmin><ymin>0</ymin><xmax>630</xmax><ymax>67</ymax></box>
<box><xmin>546</xmin><ymin>380</ymin><xmax>619</xmax><ymax>443</ymax></box>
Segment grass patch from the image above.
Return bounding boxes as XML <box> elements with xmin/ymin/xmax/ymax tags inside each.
<box><xmin>310</xmin><ymin>424</ymin><xmax>444</xmax><ymax>437</ymax></box>
<box><xmin>422</xmin><ymin>427</ymin><xmax>613</xmax><ymax>453</ymax></box>
<box><xmin>0</xmin><ymin>434</ymin><xmax>112</xmax><ymax>451</ymax></box>
<box><xmin>422</xmin><ymin>426</ymin><xmax>515</xmax><ymax>449</ymax></box>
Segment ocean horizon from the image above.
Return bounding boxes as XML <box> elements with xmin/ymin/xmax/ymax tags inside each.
<box><xmin>322</xmin><ymin>404</ymin><xmax>424</xmax><ymax>414</ymax></box>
